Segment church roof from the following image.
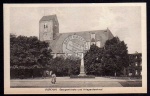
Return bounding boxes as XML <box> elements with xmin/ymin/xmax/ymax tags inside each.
<box><xmin>49</xmin><ymin>29</ymin><xmax>114</xmax><ymax>53</ymax></box>
<box><xmin>39</xmin><ymin>14</ymin><xmax>58</xmax><ymax>22</ymax></box>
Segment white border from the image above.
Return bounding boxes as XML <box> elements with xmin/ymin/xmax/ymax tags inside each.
<box><xmin>4</xmin><ymin>3</ymin><xmax>147</xmax><ymax>94</ymax></box>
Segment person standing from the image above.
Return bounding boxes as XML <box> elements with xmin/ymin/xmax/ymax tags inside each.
<box><xmin>51</xmin><ymin>72</ymin><xmax>56</xmax><ymax>84</ymax></box>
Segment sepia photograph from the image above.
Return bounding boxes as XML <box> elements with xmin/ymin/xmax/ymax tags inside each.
<box><xmin>4</xmin><ymin>3</ymin><xmax>147</xmax><ymax>94</ymax></box>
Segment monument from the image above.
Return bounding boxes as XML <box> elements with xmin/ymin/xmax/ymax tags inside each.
<box><xmin>70</xmin><ymin>52</ymin><xmax>95</xmax><ymax>78</ymax></box>
<box><xmin>78</xmin><ymin>53</ymin><xmax>86</xmax><ymax>76</ymax></box>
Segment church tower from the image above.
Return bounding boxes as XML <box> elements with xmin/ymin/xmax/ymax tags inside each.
<box><xmin>39</xmin><ymin>15</ymin><xmax>59</xmax><ymax>41</ymax></box>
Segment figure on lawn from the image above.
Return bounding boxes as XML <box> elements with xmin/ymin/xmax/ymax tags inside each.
<box><xmin>51</xmin><ymin>71</ymin><xmax>56</xmax><ymax>84</ymax></box>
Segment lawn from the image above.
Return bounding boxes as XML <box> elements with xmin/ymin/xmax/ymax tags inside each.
<box><xmin>119</xmin><ymin>81</ymin><xmax>142</xmax><ymax>87</ymax></box>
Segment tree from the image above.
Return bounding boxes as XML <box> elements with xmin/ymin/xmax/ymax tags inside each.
<box><xmin>84</xmin><ymin>44</ymin><xmax>104</xmax><ymax>75</ymax></box>
<box><xmin>84</xmin><ymin>37</ymin><xmax>129</xmax><ymax>76</ymax></box>
<box><xmin>45</xmin><ymin>55</ymin><xmax>80</xmax><ymax>76</ymax></box>
<box><xmin>103</xmin><ymin>37</ymin><xmax>129</xmax><ymax>76</ymax></box>
<box><xmin>10</xmin><ymin>34</ymin><xmax>52</xmax><ymax>67</ymax></box>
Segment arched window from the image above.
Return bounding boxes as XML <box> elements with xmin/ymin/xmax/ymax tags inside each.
<box><xmin>44</xmin><ymin>23</ymin><xmax>48</xmax><ymax>28</ymax></box>
<box><xmin>91</xmin><ymin>33</ymin><xmax>95</xmax><ymax>39</ymax></box>
<box><xmin>85</xmin><ymin>42</ymin><xmax>89</xmax><ymax>50</ymax></box>
<box><xmin>96</xmin><ymin>41</ymin><xmax>101</xmax><ymax>47</ymax></box>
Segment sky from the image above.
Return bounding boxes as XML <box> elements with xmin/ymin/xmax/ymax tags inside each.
<box><xmin>10</xmin><ymin>5</ymin><xmax>142</xmax><ymax>54</ymax></box>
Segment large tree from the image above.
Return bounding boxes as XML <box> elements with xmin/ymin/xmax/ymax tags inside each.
<box><xmin>104</xmin><ymin>37</ymin><xmax>129</xmax><ymax>76</ymax></box>
<box><xmin>84</xmin><ymin>44</ymin><xmax>104</xmax><ymax>75</ymax></box>
<box><xmin>84</xmin><ymin>37</ymin><xmax>129</xmax><ymax>76</ymax></box>
<box><xmin>10</xmin><ymin>34</ymin><xmax>52</xmax><ymax>67</ymax></box>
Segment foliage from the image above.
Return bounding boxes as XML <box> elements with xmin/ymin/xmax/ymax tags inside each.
<box><xmin>84</xmin><ymin>44</ymin><xmax>104</xmax><ymax>76</ymax></box>
<box><xmin>10</xmin><ymin>67</ymin><xmax>44</xmax><ymax>79</ymax></box>
<box><xmin>10</xmin><ymin>34</ymin><xmax>52</xmax><ymax>67</ymax></box>
<box><xmin>10</xmin><ymin>34</ymin><xmax>129</xmax><ymax>78</ymax></box>
<box><xmin>84</xmin><ymin>37</ymin><xmax>129</xmax><ymax>76</ymax></box>
<box><xmin>47</xmin><ymin>56</ymin><xmax>80</xmax><ymax>76</ymax></box>
<box><xmin>10</xmin><ymin>33</ymin><xmax>80</xmax><ymax>78</ymax></box>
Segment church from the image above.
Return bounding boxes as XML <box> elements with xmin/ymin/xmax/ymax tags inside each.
<box><xmin>39</xmin><ymin>15</ymin><xmax>114</xmax><ymax>58</ymax></box>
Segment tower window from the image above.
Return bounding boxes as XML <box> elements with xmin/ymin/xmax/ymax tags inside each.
<box><xmin>44</xmin><ymin>23</ymin><xmax>48</xmax><ymax>28</ymax></box>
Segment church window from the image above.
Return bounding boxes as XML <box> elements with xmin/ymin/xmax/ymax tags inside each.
<box><xmin>91</xmin><ymin>42</ymin><xmax>95</xmax><ymax>45</ymax></box>
<box><xmin>44</xmin><ymin>23</ymin><xmax>48</xmax><ymax>28</ymax></box>
<box><xmin>91</xmin><ymin>33</ymin><xmax>95</xmax><ymax>39</ymax></box>
<box><xmin>91</xmin><ymin>38</ymin><xmax>96</xmax><ymax>45</ymax></box>
<box><xmin>88</xmin><ymin>42</ymin><xmax>90</xmax><ymax>49</ymax></box>
<box><xmin>96</xmin><ymin>41</ymin><xmax>101</xmax><ymax>47</ymax></box>
<box><xmin>85</xmin><ymin>42</ymin><xmax>89</xmax><ymax>50</ymax></box>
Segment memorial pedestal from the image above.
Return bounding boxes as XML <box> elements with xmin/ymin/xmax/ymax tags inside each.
<box><xmin>70</xmin><ymin>53</ymin><xmax>95</xmax><ymax>78</ymax></box>
<box><xmin>78</xmin><ymin>63</ymin><xmax>86</xmax><ymax>76</ymax></box>
<box><xmin>78</xmin><ymin>53</ymin><xmax>86</xmax><ymax>76</ymax></box>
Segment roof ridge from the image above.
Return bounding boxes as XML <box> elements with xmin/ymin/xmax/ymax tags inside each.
<box><xmin>43</xmin><ymin>14</ymin><xmax>56</xmax><ymax>17</ymax></box>
<box><xmin>40</xmin><ymin>15</ymin><xmax>57</xmax><ymax>21</ymax></box>
<box><xmin>60</xmin><ymin>29</ymin><xmax>107</xmax><ymax>34</ymax></box>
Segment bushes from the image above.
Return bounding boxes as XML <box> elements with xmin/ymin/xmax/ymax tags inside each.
<box><xmin>47</xmin><ymin>56</ymin><xmax>80</xmax><ymax>76</ymax></box>
<box><xmin>10</xmin><ymin>66</ymin><xmax>44</xmax><ymax>79</ymax></box>
<box><xmin>10</xmin><ymin>57</ymin><xmax>81</xmax><ymax>78</ymax></box>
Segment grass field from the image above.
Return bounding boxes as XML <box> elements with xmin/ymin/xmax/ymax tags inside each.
<box><xmin>119</xmin><ymin>81</ymin><xmax>142</xmax><ymax>87</ymax></box>
<box><xmin>10</xmin><ymin>77</ymin><xmax>142</xmax><ymax>88</ymax></box>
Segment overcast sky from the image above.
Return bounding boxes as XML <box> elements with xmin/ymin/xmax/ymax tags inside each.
<box><xmin>10</xmin><ymin>6</ymin><xmax>142</xmax><ymax>54</ymax></box>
